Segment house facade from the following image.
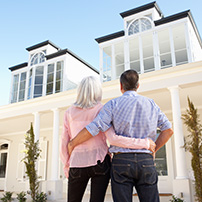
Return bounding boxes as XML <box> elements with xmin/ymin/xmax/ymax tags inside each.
<box><xmin>0</xmin><ymin>2</ymin><xmax>202</xmax><ymax>202</ymax></box>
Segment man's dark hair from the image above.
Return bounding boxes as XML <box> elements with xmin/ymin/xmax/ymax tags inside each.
<box><xmin>120</xmin><ymin>70</ymin><xmax>139</xmax><ymax>91</ymax></box>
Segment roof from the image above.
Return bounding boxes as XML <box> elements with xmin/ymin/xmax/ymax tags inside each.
<box><xmin>46</xmin><ymin>49</ymin><xmax>99</xmax><ymax>74</ymax></box>
<box><xmin>9</xmin><ymin>62</ymin><xmax>28</xmax><ymax>72</ymax></box>
<box><xmin>95</xmin><ymin>31</ymin><xmax>124</xmax><ymax>44</ymax></box>
<box><xmin>120</xmin><ymin>1</ymin><xmax>163</xmax><ymax>18</ymax></box>
<box><xmin>95</xmin><ymin>10</ymin><xmax>202</xmax><ymax>47</ymax></box>
<box><xmin>26</xmin><ymin>40</ymin><xmax>60</xmax><ymax>51</ymax></box>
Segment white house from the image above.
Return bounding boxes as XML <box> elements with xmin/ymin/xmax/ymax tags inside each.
<box><xmin>0</xmin><ymin>2</ymin><xmax>202</xmax><ymax>202</ymax></box>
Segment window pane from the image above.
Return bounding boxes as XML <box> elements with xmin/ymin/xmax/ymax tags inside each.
<box><xmin>46</xmin><ymin>83</ymin><xmax>53</xmax><ymax>95</ymax></box>
<box><xmin>11</xmin><ymin>74</ymin><xmax>19</xmax><ymax>103</ymax></box>
<box><xmin>47</xmin><ymin>74</ymin><xmax>54</xmax><ymax>83</ymax></box>
<box><xmin>35</xmin><ymin>76</ymin><xmax>43</xmax><ymax>85</ymax></box>
<box><xmin>48</xmin><ymin>64</ymin><xmax>54</xmax><ymax>73</ymax></box>
<box><xmin>56</xmin><ymin>71</ymin><xmax>61</xmax><ymax>81</ymax></box>
<box><xmin>55</xmin><ymin>81</ymin><xmax>61</xmax><ymax>93</ymax></box>
<box><xmin>103</xmin><ymin>47</ymin><xmax>112</xmax><ymax>82</ymax></box>
<box><xmin>141</xmin><ymin>18</ymin><xmax>152</xmax><ymax>31</ymax></box>
<box><xmin>34</xmin><ymin>66</ymin><xmax>44</xmax><ymax>98</ymax></box>
<box><xmin>0</xmin><ymin>153</ymin><xmax>7</xmax><ymax>178</ymax></box>
<box><xmin>128</xmin><ymin>20</ymin><xmax>139</xmax><ymax>35</ymax></box>
<box><xmin>155</xmin><ymin>146</ymin><xmax>168</xmax><ymax>176</ymax></box>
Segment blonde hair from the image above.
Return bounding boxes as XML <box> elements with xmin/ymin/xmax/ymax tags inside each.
<box><xmin>74</xmin><ymin>76</ymin><xmax>102</xmax><ymax>108</ymax></box>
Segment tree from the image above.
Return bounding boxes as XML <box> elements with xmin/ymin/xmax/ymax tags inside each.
<box><xmin>182</xmin><ymin>97</ymin><xmax>202</xmax><ymax>202</ymax></box>
<box><xmin>23</xmin><ymin>123</ymin><xmax>41</xmax><ymax>201</ymax></box>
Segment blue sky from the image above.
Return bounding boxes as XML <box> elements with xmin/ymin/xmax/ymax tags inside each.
<box><xmin>0</xmin><ymin>0</ymin><xmax>202</xmax><ymax>106</ymax></box>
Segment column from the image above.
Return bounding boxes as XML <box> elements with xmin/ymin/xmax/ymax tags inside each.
<box><xmin>33</xmin><ymin>112</ymin><xmax>40</xmax><ymax>142</ymax></box>
<box><xmin>168</xmin><ymin>86</ymin><xmax>187</xmax><ymax>179</ymax></box>
<box><xmin>51</xmin><ymin>108</ymin><xmax>60</xmax><ymax>180</ymax></box>
<box><xmin>139</xmin><ymin>35</ymin><xmax>144</xmax><ymax>74</ymax></box>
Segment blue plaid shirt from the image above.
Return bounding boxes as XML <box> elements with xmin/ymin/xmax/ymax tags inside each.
<box><xmin>86</xmin><ymin>91</ymin><xmax>172</xmax><ymax>153</ymax></box>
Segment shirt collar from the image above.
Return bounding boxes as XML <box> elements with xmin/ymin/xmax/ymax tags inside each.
<box><xmin>123</xmin><ymin>90</ymin><xmax>138</xmax><ymax>97</ymax></box>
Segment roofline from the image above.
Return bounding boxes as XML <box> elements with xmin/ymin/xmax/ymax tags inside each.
<box><xmin>46</xmin><ymin>49</ymin><xmax>99</xmax><ymax>74</ymax></box>
<box><xmin>154</xmin><ymin>10</ymin><xmax>190</xmax><ymax>26</ymax></box>
<box><xmin>95</xmin><ymin>31</ymin><xmax>124</xmax><ymax>44</ymax></box>
<box><xmin>120</xmin><ymin>1</ymin><xmax>163</xmax><ymax>18</ymax></box>
<box><xmin>9</xmin><ymin>62</ymin><xmax>28</xmax><ymax>72</ymax></box>
<box><xmin>26</xmin><ymin>40</ymin><xmax>60</xmax><ymax>51</ymax></box>
<box><xmin>95</xmin><ymin>10</ymin><xmax>202</xmax><ymax>48</ymax></box>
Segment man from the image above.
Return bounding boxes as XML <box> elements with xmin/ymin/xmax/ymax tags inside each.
<box><xmin>68</xmin><ymin>70</ymin><xmax>173</xmax><ymax>202</ymax></box>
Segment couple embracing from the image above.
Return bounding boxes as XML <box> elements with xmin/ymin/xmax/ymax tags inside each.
<box><xmin>60</xmin><ymin>70</ymin><xmax>173</xmax><ymax>202</ymax></box>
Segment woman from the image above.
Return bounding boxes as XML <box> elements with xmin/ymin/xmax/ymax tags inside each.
<box><xmin>60</xmin><ymin>76</ymin><xmax>154</xmax><ymax>202</ymax></box>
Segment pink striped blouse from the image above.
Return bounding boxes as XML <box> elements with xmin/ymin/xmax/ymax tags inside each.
<box><xmin>60</xmin><ymin>103</ymin><xmax>150</xmax><ymax>178</ymax></box>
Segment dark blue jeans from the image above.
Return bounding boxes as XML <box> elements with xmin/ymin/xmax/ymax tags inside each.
<box><xmin>111</xmin><ymin>153</ymin><xmax>159</xmax><ymax>202</ymax></box>
<box><xmin>68</xmin><ymin>154</ymin><xmax>111</xmax><ymax>202</ymax></box>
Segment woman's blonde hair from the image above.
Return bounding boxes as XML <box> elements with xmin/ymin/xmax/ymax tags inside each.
<box><xmin>74</xmin><ymin>76</ymin><xmax>102</xmax><ymax>108</ymax></box>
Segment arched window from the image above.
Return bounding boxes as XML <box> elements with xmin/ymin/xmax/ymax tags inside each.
<box><xmin>30</xmin><ymin>51</ymin><xmax>46</xmax><ymax>66</ymax></box>
<box><xmin>128</xmin><ymin>18</ymin><xmax>152</xmax><ymax>35</ymax></box>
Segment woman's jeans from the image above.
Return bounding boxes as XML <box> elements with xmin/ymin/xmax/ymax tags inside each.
<box><xmin>111</xmin><ymin>153</ymin><xmax>159</xmax><ymax>202</ymax></box>
<box><xmin>68</xmin><ymin>154</ymin><xmax>111</xmax><ymax>202</ymax></box>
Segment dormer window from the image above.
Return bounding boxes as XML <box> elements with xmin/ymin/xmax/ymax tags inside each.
<box><xmin>128</xmin><ymin>17</ymin><xmax>152</xmax><ymax>35</ymax></box>
<box><xmin>30</xmin><ymin>50</ymin><xmax>46</xmax><ymax>66</ymax></box>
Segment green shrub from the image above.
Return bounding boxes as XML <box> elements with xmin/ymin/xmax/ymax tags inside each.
<box><xmin>16</xmin><ymin>191</ymin><xmax>26</xmax><ymax>202</ymax></box>
<box><xmin>0</xmin><ymin>191</ymin><xmax>13</xmax><ymax>202</ymax></box>
<box><xmin>35</xmin><ymin>192</ymin><xmax>47</xmax><ymax>202</ymax></box>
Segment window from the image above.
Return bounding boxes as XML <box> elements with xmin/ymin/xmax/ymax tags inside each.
<box><xmin>46</xmin><ymin>61</ymin><xmax>64</xmax><ymax>95</ymax></box>
<box><xmin>172</xmin><ymin>25</ymin><xmax>188</xmax><ymax>66</ymax></box>
<box><xmin>30</xmin><ymin>51</ymin><xmax>46</xmax><ymax>66</ymax></box>
<box><xmin>129</xmin><ymin>37</ymin><xmax>140</xmax><ymax>73</ymax></box>
<box><xmin>0</xmin><ymin>144</ymin><xmax>8</xmax><ymax>178</ymax></box>
<box><xmin>103</xmin><ymin>47</ymin><xmax>112</xmax><ymax>82</ymax></box>
<box><xmin>158</xmin><ymin>29</ymin><xmax>172</xmax><ymax>69</ymax></box>
<box><xmin>18</xmin><ymin>72</ymin><xmax>27</xmax><ymax>101</ymax></box>
<box><xmin>34</xmin><ymin>66</ymin><xmax>44</xmax><ymax>98</ymax></box>
<box><xmin>115</xmin><ymin>42</ymin><xmax>124</xmax><ymax>78</ymax></box>
<box><xmin>55</xmin><ymin>61</ymin><xmax>64</xmax><ymax>93</ymax></box>
<box><xmin>11</xmin><ymin>74</ymin><xmax>19</xmax><ymax>103</ymax></box>
<box><xmin>27</xmin><ymin>69</ymin><xmax>33</xmax><ymax>100</ymax></box>
<box><xmin>155</xmin><ymin>131</ymin><xmax>168</xmax><ymax>176</ymax></box>
<box><xmin>46</xmin><ymin>64</ymin><xmax>54</xmax><ymax>95</ymax></box>
<box><xmin>128</xmin><ymin>18</ymin><xmax>152</xmax><ymax>35</ymax></box>
<box><xmin>142</xmin><ymin>34</ymin><xmax>154</xmax><ymax>72</ymax></box>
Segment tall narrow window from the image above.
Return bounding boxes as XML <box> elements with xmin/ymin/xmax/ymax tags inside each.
<box><xmin>34</xmin><ymin>66</ymin><xmax>44</xmax><ymax>98</ymax></box>
<box><xmin>155</xmin><ymin>131</ymin><xmax>168</xmax><ymax>176</ymax></box>
<box><xmin>0</xmin><ymin>144</ymin><xmax>8</xmax><ymax>178</ymax></box>
<box><xmin>172</xmin><ymin>24</ymin><xmax>188</xmax><ymax>66</ymax></box>
<box><xmin>115</xmin><ymin>42</ymin><xmax>124</xmax><ymax>78</ymax></box>
<box><xmin>158</xmin><ymin>29</ymin><xmax>172</xmax><ymax>69</ymax></box>
<box><xmin>55</xmin><ymin>61</ymin><xmax>64</xmax><ymax>93</ymax></box>
<box><xmin>18</xmin><ymin>72</ymin><xmax>27</xmax><ymax>101</ymax></box>
<box><xmin>129</xmin><ymin>37</ymin><xmax>140</xmax><ymax>73</ymax></box>
<box><xmin>27</xmin><ymin>69</ymin><xmax>33</xmax><ymax>100</ymax></box>
<box><xmin>142</xmin><ymin>34</ymin><xmax>154</xmax><ymax>72</ymax></box>
<box><xmin>103</xmin><ymin>47</ymin><xmax>112</xmax><ymax>82</ymax></box>
<box><xmin>11</xmin><ymin>74</ymin><xmax>19</xmax><ymax>103</ymax></box>
<box><xmin>46</xmin><ymin>64</ymin><xmax>54</xmax><ymax>95</ymax></box>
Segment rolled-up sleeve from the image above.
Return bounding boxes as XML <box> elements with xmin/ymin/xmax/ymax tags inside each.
<box><xmin>86</xmin><ymin>101</ymin><xmax>113</xmax><ymax>136</ymax></box>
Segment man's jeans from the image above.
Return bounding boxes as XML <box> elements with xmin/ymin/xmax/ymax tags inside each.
<box><xmin>111</xmin><ymin>153</ymin><xmax>159</xmax><ymax>202</ymax></box>
<box><xmin>68</xmin><ymin>154</ymin><xmax>111</xmax><ymax>202</ymax></box>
